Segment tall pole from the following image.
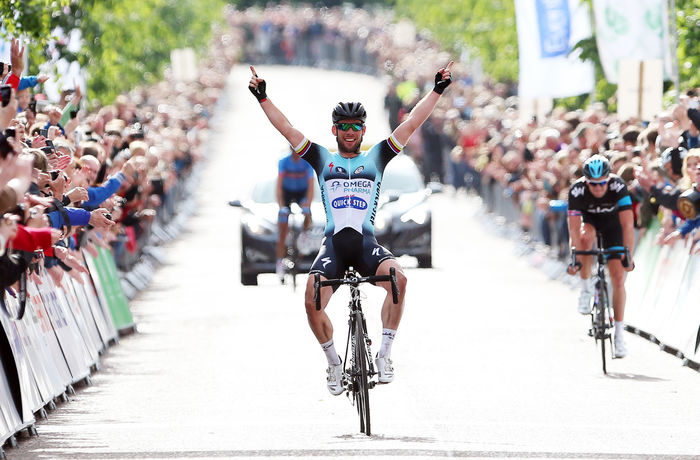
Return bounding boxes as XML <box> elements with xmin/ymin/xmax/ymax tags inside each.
<box><xmin>669</xmin><ymin>0</ymin><xmax>680</xmax><ymax>102</ymax></box>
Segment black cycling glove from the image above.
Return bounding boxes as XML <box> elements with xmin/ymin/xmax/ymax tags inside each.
<box><xmin>249</xmin><ymin>79</ymin><xmax>267</xmax><ymax>102</ymax></box>
<box><xmin>433</xmin><ymin>71</ymin><xmax>452</xmax><ymax>95</ymax></box>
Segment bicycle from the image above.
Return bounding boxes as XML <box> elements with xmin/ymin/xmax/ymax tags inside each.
<box><xmin>280</xmin><ymin>205</ymin><xmax>304</xmax><ymax>291</ymax></box>
<box><xmin>569</xmin><ymin>233</ymin><xmax>629</xmax><ymax>374</ymax></box>
<box><xmin>313</xmin><ymin>266</ymin><xmax>399</xmax><ymax>436</ymax></box>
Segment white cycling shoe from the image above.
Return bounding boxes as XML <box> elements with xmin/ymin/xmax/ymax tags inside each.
<box><xmin>614</xmin><ymin>333</ymin><xmax>628</xmax><ymax>358</ymax></box>
<box><xmin>578</xmin><ymin>279</ymin><xmax>594</xmax><ymax>315</ymax></box>
<box><xmin>275</xmin><ymin>259</ymin><xmax>285</xmax><ymax>281</ymax></box>
<box><xmin>375</xmin><ymin>356</ymin><xmax>394</xmax><ymax>383</ymax></box>
<box><xmin>578</xmin><ymin>291</ymin><xmax>592</xmax><ymax>315</ymax></box>
<box><xmin>326</xmin><ymin>360</ymin><xmax>344</xmax><ymax>395</ymax></box>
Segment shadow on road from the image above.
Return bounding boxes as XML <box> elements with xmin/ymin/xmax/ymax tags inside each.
<box><xmin>605</xmin><ymin>372</ymin><xmax>667</xmax><ymax>382</ymax></box>
<box><xmin>335</xmin><ymin>433</ymin><xmax>436</xmax><ymax>443</ymax></box>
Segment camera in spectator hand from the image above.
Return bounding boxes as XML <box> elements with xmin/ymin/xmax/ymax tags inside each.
<box><xmin>0</xmin><ymin>85</ymin><xmax>12</xmax><ymax>107</ymax></box>
<box><xmin>677</xmin><ymin>189</ymin><xmax>700</xmax><ymax>220</ymax></box>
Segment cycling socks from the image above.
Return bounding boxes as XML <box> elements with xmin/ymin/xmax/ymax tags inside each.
<box><xmin>378</xmin><ymin>328</ymin><xmax>396</xmax><ymax>359</ymax></box>
<box><xmin>323</xmin><ymin>330</ymin><xmax>396</xmax><ymax>364</ymax></box>
<box><xmin>614</xmin><ymin>321</ymin><xmax>624</xmax><ymax>336</ymax></box>
<box><xmin>321</xmin><ymin>339</ymin><xmax>341</xmax><ymax>365</ymax></box>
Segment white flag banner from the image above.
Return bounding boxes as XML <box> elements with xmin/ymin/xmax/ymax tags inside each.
<box><xmin>516</xmin><ymin>0</ymin><xmax>595</xmax><ymax>98</ymax></box>
<box><xmin>592</xmin><ymin>0</ymin><xmax>672</xmax><ymax>83</ymax></box>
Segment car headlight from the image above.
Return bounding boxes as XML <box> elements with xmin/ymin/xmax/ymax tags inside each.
<box><xmin>375</xmin><ymin>211</ymin><xmax>390</xmax><ymax>232</ymax></box>
<box><xmin>400</xmin><ymin>207</ymin><xmax>429</xmax><ymax>225</ymax></box>
<box><xmin>243</xmin><ymin>214</ymin><xmax>275</xmax><ymax>236</ymax></box>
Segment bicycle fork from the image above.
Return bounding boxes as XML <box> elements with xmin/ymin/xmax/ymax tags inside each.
<box><xmin>343</xmin><ymin>304</ymin><xmax>376</xmax><ymax>400</ymax></box>
<box><xmin>588</xmin><ymin>277</ymin><xmax>612</xmax><ymax>341</ymax></box>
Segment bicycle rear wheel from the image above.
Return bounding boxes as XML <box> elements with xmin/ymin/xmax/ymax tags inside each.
<box><xmin>353</xmin><ymin>312</ymin><xmax>371</xmax><ymax>435</ymax></box>
<box><xmin>285</xmin><ymin>240</ymin><xmax>298</xmax><ymax>291</ymax></box>
<box><xmin>290</xmin><ymin>258</ymin><xmax>298</xmax><ymax>291</ymax></box>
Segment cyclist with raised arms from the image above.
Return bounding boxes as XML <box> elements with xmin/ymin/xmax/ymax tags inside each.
<box><xmin>567</xmin><ymin>154</ymin><xmax>635</xmax><ymax>358</ymax></box>
<box><xmin>249</xmin><ymin>62</ymin><xmax>453</xmax><ymax>394</ymax></box>
<box><xmin>276</xmin><ymin>148</ymin><xmax>315</xmax><ymax>280</ymax></box>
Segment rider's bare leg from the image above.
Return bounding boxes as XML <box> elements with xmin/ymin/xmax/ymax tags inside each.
<box><xmin>277</xmin><ymin>221</ymin><xmax>289</xmax><ymax>260</ymax></box>
<box><xmin>304</xmin><ymin>274</ymin><xmax>339</xmax><ymax>363</ymax></box>
<box><xmin>375</xmin><ymin>259</ymin><xmax>407</xmax><ymax>359</ymax></box>
<box><xmin>376</xmin><ymin>259</ymin><xmax>407</xmax><ymax>329</ymax></box>
<box><xmin>607</xmin><ymin>259</ymin><xmax>626</xmax><ymax>323</ymax></box>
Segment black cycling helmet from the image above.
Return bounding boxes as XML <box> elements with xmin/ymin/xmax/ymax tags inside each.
<box><xmin>582</xmin><ymin>154</ymin><xmax>611</xmax><ymax>180</ymax></box>
<box><xmin>332</xmin><ymin>102</ymin><xmax>367</xmax><ymax>124</ymax></box>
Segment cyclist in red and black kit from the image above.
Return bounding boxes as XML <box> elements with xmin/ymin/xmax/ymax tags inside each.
<box><xmin>249</xmin><ymin>62</ymin><xmax>453</xmax><ymax>394</ymax></box>
<box><xmin>567</xmin><ymin>154</ymin><xmax>635</xmax><ymax>357</ymax></box>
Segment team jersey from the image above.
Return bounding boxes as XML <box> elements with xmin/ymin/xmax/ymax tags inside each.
<box><xmin>293</xmin><ymin>135</ymin><xmax>404</xmax><ymax>237</ymax></box>
<box><xmin>567</xmin><ymin>174</ymin><xmax>632</xmax><ymax>222</ymax></box>
<box><xmin>278</xmin><ymin>154</ymin><xmax>314</xmax><ymax>192</ymax></box>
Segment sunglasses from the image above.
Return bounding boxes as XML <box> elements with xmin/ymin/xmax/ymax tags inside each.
<box><xmin>586</xmin><ymin>179</ymin><xmax>608</xmax><ymax>187</ymax></box>
<box><xmin>335</xmin><ymin>123</ymin><xmax>363</xmax><ymax>132</ymax></box>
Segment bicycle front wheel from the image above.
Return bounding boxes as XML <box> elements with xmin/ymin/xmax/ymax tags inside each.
<box><xmin>597</xmin><ymin>279</ymin><xmax>609</xmax><ymax>374</ymax></box>
<box><xmin>353</xmin><ymin>312</ymin><xmax>371</xmax><ymax>435</ymax></box>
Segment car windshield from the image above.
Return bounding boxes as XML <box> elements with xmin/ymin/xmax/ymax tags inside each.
<box><xmin>251</xmin><ymin>156</ymin><xmax>424</xmax><ymax>203</ymax></box>
<box><xmin>381</xmin><ymin>156</ymin><xmax>424</xmax><ymax>193</ymax></box>
<box><xmin>251</xmin><ymin>178</ymin><xmax>322</xmax><ymax>204</ymax></box>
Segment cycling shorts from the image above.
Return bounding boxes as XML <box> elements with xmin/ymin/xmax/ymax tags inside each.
<box><xmin>582</xmin><ymin>215</ymin><xmax>624</xmax><ymax>259</ymax></box>
<box><xmin>309</xmin><ymin>228</ymin><xmax>394</xmax><ymax>280</ymax></box>
<box><xmin>279</xmin><ymin>189</ymin><xmax>310</xmax><ymax>223</ymax></box>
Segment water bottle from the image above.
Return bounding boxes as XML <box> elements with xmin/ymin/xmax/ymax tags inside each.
<box><xmin>549</xmin><ymin>199</ymin><xmax>568</xmax><ymax>213</ymax></box>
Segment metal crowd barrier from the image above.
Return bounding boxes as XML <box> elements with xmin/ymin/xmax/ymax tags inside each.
<box><xmin>0</xmin><ymin>162</ymin><xmax>202</xmax><ymax>456</ymax></box>
<box><xmin>0</xmin><ymin>251</ymin><xmax>120</xmax><ymax>456</ymax></box>
<box><xmin>625</xmin><ymin>219</ymin><xmax>700</xmax><ymax>369</ymax></box>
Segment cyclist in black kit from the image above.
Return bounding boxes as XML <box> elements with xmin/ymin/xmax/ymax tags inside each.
<box><xmin>567</xmin><ymin>154</ymin><xmax>635</xmax><ymax>357</ymax></box>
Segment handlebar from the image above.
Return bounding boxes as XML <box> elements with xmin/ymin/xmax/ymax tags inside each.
<box><xmin>314</xmin><ymin>267</ymin><xmax>400</xmax><ymax>310</ymax></box>
<box><xmin>569</xmin><ymin>246</ymin><xmax>631</xmax><ymax>269</ymax></box>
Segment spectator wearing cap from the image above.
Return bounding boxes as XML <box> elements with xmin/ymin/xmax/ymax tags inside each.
<box><xmin>128</xmin><ymin>140</ymin><xmax>148</xmax><ymax>157</ymax></box>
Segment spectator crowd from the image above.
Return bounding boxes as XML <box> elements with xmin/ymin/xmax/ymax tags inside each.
<box><xmin>224</xmin><ymin>4</ymin><xmax>700</xmax><ymax>260</ymax></box>
<box><xmin>0</xmin><ymin>28</ymin><xmax>234</xmax><ymax>296</ymax></box>
<box><xmin>3</xmin><ymin>2</ymin><xmax>697</xmax><ymax>303</ymax></box>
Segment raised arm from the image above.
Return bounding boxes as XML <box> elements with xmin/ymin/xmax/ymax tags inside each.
<box><xmin>249</xmin><ymin>65</ymin><xmax>305</xmax><ymax>148</ymax></box>
<box><xmin>392</xmin><ymin>61</ymin><xmax>453</xmax><ymax>146</ymax></box>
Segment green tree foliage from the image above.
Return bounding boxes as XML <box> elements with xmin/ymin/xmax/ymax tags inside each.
<box><xmin>75</xmin><ymin>0</ymin><xmax>227</xmax><ymax>105</ymax></box>
<box><xmin>229</xmin><ymin>0</ymin><xmax>393</xmax><ymax>6</ymax></box>
<box><xmin>394</xmin><ymin>0</ymin><xmax>518</xmax><ymax>83</ymax></box>
<box><xmin>676</xmin><ymin>0</ymin><xmax>700</xmax><ymax>90</ymax></box>
<box><xmin>0</xmin><ymin>1</ymin><xmax>70</xmax><ymax>45</ymax></box>
<box><xmin>1</xmin><ymin>0</ymin><xmax>226</xmax><ymax>106</ymax></box>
